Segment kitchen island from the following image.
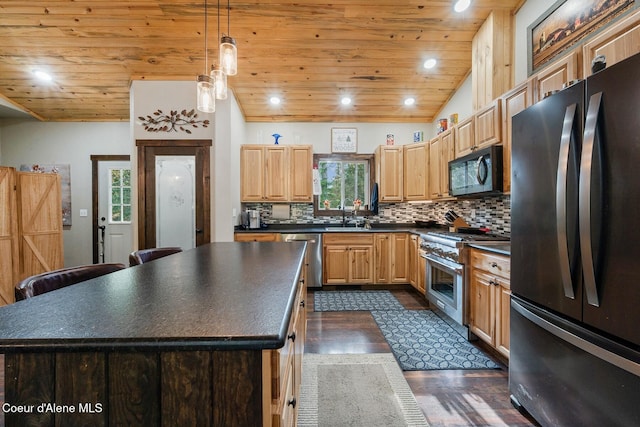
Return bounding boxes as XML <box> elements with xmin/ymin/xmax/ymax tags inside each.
<box><xmin>0</xmin><ymin>242</ymin><xmax>307</xmax><ymax>426</ymax></box>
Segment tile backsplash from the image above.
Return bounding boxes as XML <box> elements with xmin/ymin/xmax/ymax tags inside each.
<box><xmin>243</xmin><ymin>195</ymin><xmax>511</xmax><ymax>236</ymax></box>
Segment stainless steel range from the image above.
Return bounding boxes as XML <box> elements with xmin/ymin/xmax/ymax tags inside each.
<box><xmin>420</xmin><ymin>231</ymin><xmax>509</xmax><ymax>326</ymax></box>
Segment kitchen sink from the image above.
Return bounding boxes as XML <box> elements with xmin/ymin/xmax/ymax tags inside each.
<box><xmin>324</xmin><ymin>227</ymin><xmax>371</xmax><ymax>232</ymax></box>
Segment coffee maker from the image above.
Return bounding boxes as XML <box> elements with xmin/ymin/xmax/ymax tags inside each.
<box><xmin>247</xmin><ymin>209</ymin><xmax>260</xmax><ymax>229</ymax></box>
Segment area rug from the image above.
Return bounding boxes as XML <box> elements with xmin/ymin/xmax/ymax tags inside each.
<box><xmin>371</xmin><ymin>310</ymin><xmax>500</xmax><ymax>371</ymax></box>
<box><xmin>297</xmin><ymin>353</ymin><xmax>429</xmax><ymax>427</ymax></box>
<box><xmin>313</xmin><ymin>290</ymin><xmax>405</xmax><ymax>312</ymax></box>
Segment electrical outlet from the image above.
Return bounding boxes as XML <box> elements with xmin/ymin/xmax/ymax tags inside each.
<box><xmin>79</xmin><ymin>209</ymin><xmax>88</xmax><ymax>217</ymax></box>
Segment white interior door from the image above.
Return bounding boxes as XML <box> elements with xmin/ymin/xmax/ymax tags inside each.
<box><xmin>98</xmin><ymin>161</ymin><xmax>133</xmax><ymax>265</ymax></box>
<box><xmin>155</xmin><ymin>156</ymin><xmax>196</xmax><ymax>250</ymax></box>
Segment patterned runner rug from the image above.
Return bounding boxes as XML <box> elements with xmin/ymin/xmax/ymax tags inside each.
<box><xmin>313</xmin><ymin>290</ymin><xmax>405</xmax><ymax>312</ymax></box>
<box><xmin>371</xmin><ymin>310</ymin><xmax>500</xmax><ymax>371</ymax></box>
<box><xmin>297</xmin><ymin>353</ymin><xmax>429</xmax><ymax>427</ymax></box>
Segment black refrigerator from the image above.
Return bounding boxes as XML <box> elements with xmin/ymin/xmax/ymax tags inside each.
<box><xmin>510</xmin><ymin>51</ymin><xmax>640</xmax><ymax>426</ymax></box>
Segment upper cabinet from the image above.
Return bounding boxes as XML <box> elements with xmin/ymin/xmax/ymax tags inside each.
<box><xmin>289</xmin><ymin>145</ymin><xmax>313</xmax><ymax>202</ymax></box>
<box><xmin>403</xmin><ymin>142</ymin><xmax>429</xmax><ymax>201</ymax></box>
<box><xmin>455</xmin><ymin>99</ymin><xmax>502</xmax><ymax>158</ymax></box>
<box><xmin>500</xmin><ymin>79</ymin><xmax>535</xmax><ymax>194</ymax></box>
<box><xmin>375</xmin><ymin>146</ymin><xmax>403</xmax><ymax>202</ymax></box>
<box><xmin>533</xmin><ymin>51</ymin><xmax>581</xmax><ymax>101</ymax></box>
<box><xmin>240</xmin><ymin>145</ymin><xmax>312</xmax><ymax>202</ymax></box>
<box><xmin>472</xmin><ymin>10</ymin><xmax>513</xmax><ymax>111</ymax></box>
<box><xmin>582</xmin><ymin>8</ymin><xmax>640</xmax><ymax>78</ymax></box>
<box><xmin>429</xmin><ymin>129</ymin><xmax>455</xmax><ymax>200</ymax></box>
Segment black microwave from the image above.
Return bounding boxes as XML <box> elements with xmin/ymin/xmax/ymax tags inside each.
<box><xmin>448</xmin><ymin>145</ymin><xmax>503</xmax><ymax>197</ymax></box>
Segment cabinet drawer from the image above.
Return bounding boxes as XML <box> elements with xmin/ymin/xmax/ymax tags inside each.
<box><xmin>470</xmin><ymin>249</ymin><xmax>510</xmax><ymax>279</ymax></box>
<box><xmin>234</xmin><ymin>233</ymin><xmax>281</xmax><ymax>242</ymax></box>
<box><xmin>323</xmin><ymin>233</ymin><xmax>374</xmax><ymax>245</ymax></box>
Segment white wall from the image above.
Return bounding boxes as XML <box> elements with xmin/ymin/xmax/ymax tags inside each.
<box><xmin>514</xmin><ymin>0</ymin><xmax>557</xmax><ymax>84</ymax></box>
<box><xmin>243</xmin><ymin>122</ymin><xmax>429</xmax><ymax>155</ymax></box>
<box><xmin>0</xmin><ymin>121</ymin><xmax>130</xmax><ymax>267</ymax></box>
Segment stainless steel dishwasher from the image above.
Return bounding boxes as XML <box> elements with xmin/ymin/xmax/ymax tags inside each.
<box><xmin>281</xmin><ymin>233</ymin><xmax>322</xmax><ymax>288</ymax></box>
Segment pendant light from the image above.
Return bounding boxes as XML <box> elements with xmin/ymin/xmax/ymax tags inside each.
<box><xmin>197</xmin><ymin>0</ymin><xmax>215</xmax><ymax>113</ymax></box>
<box><xmin>210</xmin><ymin>0</ymin><xmax>228</xmax><ymax>100</ymax></box>
<box><xmin>219</xmin><ymin>0</ymin><xmax>238</xmax><ymax>76</ymax></box>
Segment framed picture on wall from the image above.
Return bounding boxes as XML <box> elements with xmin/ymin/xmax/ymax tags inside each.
<box><xmin>528</xmin><ymin>0</ymin><xmax>635</xmax><ymax>75</ymax></box>
<box><xmin>331</xmin><ymin>128</ymin><xmax>358</xmax><ymax>153</ymax></box>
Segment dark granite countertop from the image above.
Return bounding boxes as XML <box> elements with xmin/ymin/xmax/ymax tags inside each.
<box><xmin>235</xmin><ymin>223</ymin><xmax>445</xmax><ymax>236</ymax></box>
<box><xmin>0</xmin><ymin>242</ymin><xmax>306</xmax><ymax>352</ymax></box>
<box><xmin>468</xmin><ymin>243</ymin><xmax>511</xmax><ymax>256</ymax></box>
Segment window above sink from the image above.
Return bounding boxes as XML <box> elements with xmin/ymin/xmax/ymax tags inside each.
<box><xmin>313</xmin><ymin>153</ymin><xmax>374</xmax><ymax>217</ymax></box>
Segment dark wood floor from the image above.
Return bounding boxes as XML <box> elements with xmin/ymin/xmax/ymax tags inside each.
<box><xmin>305</xmin><ymin>287</ymin><xmax>538</xmax><ymax>427</ymax></box>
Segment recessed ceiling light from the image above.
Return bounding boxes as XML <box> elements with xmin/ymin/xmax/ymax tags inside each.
<box><xmin>423</xmin><ymin>58</ymin><xmax>437</xmax><ymax>69</ymax></box>
<box><xmin>454</xmin><ymin>0</ymin><xmax>471</xmax><ymax>13</ymax></box>
<box><xmin>404</xmin><ymin>97</ymin><xmax>416</xmax><ymax>106</ymax></box>
<box><xmin>33</xmin><ymin>70</ymin><xmax>53</xmax><ymax>82</ymax></box>
<box><xmin>269</xmin><ymin>96</ymin><xmax>281</xmax><ymax>105</ymax></box>
<box><xmin>341</xmin><ymin>96</ymin><xmax>352</xmax><ymax>105</ymax></box>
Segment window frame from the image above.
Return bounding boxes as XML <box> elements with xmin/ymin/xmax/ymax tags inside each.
<box><xmin>313</xmin><ymin>153</ymin><xmax>375</xmax><ymax>217</ymax></box>
<box><xmin>108</xmin><ymin>167</ymin><xmax>132</xmax><ymax>224</ymax></box>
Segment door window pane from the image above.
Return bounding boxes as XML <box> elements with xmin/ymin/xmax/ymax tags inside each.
<box><xmin>109</xmin><ymin>168</ymin><xmax>132</xmax><ymax>224</ymax></box>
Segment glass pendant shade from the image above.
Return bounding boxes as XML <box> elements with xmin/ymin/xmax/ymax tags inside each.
<box><xmin>210</xmin><ymin>66</ymin><xmax>227</xmax><ymax>100</ymax></box>
<box><xmin>220</xmin><ymin>35</ymin><xmax>238</xmax><ymax>76</ymax></box>
<box><xmin>196</xmin><ymin>75</ymin><xmax>215</xmax><ymax>113</ymax></box>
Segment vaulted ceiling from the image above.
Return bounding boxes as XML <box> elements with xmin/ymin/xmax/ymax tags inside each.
<box><xmin>0</xmin><ymin>0</ymin><xmax>523</xmax><ymax>122</ymax></box>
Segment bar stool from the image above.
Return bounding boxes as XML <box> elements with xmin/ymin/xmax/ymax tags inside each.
<box><xmin>128</xmin><ymin>247</ymin><xmax>183</xmax><ymax>267</ymax></box>
<box><xmin>15</xmin><ymin>263</ymin><xmax>126</xmax><ymax>301</ymax></box>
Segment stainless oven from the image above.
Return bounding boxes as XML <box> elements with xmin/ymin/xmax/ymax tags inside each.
<box><xmin>423</xmin><ymin>253</ymin><xmax>465</xmax><ymax>325</ymax></box>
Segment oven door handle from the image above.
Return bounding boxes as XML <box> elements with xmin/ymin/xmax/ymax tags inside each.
<box><xmin>424</xmin><ymin>254</ymin><xmax>464</xmax><ymax>275</ymax></box>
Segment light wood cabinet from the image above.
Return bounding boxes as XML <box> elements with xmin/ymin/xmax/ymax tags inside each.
<box><xmin>534</xmin><ymin>51</ymin><xmax>581</xmax><ymax>102</ymax></box>
<box><xmin>374</xmin><ymin>233</ymin><xmax>409</xmax><ymax>284</ymax></box>
<box><xmin>403</xmin><ymin>143</ymin><xmax>429</xmax><ymax>201</ymax></box>
<box><xmin>289</xmin><ymin>145</ymin><xmax>314</xmax><ymax>202</ymax></box>
<box><xmin>234</xmin><ymin>233</ymin><xmax>282</xmax><ymax>242</ymax></box>
<box><xmin>240</xmin><ymin>145</ymin><xmax>312</xmax><ymax>202</ymax></box>
<box><xmin>475</xmin><ymin>99</ymin><xmax>502</xmax><ymax>149</ymax></box>
<box><xmin>454</xmin><ymin>116</ymin><xmax>475</xmax><ymax>158</ymax></box>
<box><xmin>469</xmin><ymin>248</ymin><xmax>511</xmax><ymax>359</ymax></box>
<box><xmin>408</xmin><ymin>234</ymin><xmax>423</xmax><ymax>293</ymax></box>
<box><xmin>500</xmin><ymin>80</ymin><xmax>535</xmax><ymax>194</ymax></box>
<box><xmin>375</xmin><ymin>146</ymin><xmax>403</xmax><ymax>202</ymax></box>
<box><xmin>429</xmin><ymin>129</ymin><xmax>455</xmax><ymax>199</ymax></box>
<box><xmin>265</xmin><ymin>267</ymin><xmax>306</xmax><ymax>426</ymax></box>
<box><xmin>582</xmin><ymin>8</ymin><xmax>640</xmax><ymax>78</ymax></box>
<box><xmin>455</xmin><ymin>100</ymin><xmax>501</xmax><ymax>158</ymax></box>
<box><xmin>323</xmin><ymin>233</ymin><xmax>374</xmax><ymax>284</ymax></box>
<box><xmin>472</xmin><ymin>9</ymin><xmax>513</xmax><ymax>111</ymax></box>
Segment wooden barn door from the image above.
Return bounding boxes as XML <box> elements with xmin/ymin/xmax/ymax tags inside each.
<box><xmin>16</xmin><ymin>172</ymin><xmax>64</xmax><ymax>280</ymax></box>
<box><xmin>0</xmin><ymin>167</ymin><xmax>19</xmax><ymax>306</ymax></box>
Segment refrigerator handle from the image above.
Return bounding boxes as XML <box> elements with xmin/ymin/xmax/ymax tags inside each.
<box><xmin>580</xmin><ymin>92</ymin><xmax>603</xmax><ymax>307</ymax></box>
<box><xmin>556</xmin><ymin>103</ymin><xmax>577</xmax><ymax>300</ymax></box>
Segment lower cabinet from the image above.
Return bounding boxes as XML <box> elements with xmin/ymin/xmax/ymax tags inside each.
<box><xmin>374</xmin><ymin>233</ymin><xmax>408</xmax><ymax>284</ymax></box>
<box><xmin>265</xmin><ymin>272</ymin><xmax>307</xmax><ymax>426</ymax></box>
<box><xmin>408</xmin><ymin>234</ymin><xmax>425</xmax><ymax>293</ymax></box>
<box><xmin>468</xmin><ymin>248</ymin><xmax>511</xmax><ymax>359</ymax></box>
<box><xmin>323</xmin><ymin>233</ymin><xmax>374</xmax><ymax>284</ymax></box>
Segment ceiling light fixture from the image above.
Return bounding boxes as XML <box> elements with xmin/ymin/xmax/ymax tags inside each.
<box><xmin>210</xmin><ymin>0</ymin><xmax>227</xmax><ymax>100</ymax></box>
<box><xmin>454</xmin><ymin>0</ymin><xmax>471</xmax><ymax>13</ymax></box>
<box><xmin>404</xmin><ymin>97</ymin><xmax>416</xmax><ymax>106</ymax></box>
<box><xmin>270</xmin><ymin>96</ymin><xmax>281</xmax><ymax>105</ymax></box>
<box><xmin>341</xmin><ymin>96</ymin><xmax>352</xmax><ymax>105</ymax></box>
<box><xmin>220</xmin><ymin>0</ymin><xmax>238</xmax><ymax>76</ymax></box>
<box><xmin>196</xmin><ymin>0</ymin><xmax>215</xmax><ymax>113</ymax></box>
<box><xmin>423</xmin><ymin>58</ymin><xmax>437</xmax><ymax>69</ymax></box>
<box><xmin>33</xmin><ymin>70</ymin><xmax>53</xmax><ymax>82</ymax></box>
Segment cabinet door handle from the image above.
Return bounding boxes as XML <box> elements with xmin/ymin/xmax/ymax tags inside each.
<box><xmin>300</xmin><ymin>300</ymin><xmax>305</xmax><ymax>308</ymax></box>
<box><xmin>287</xmin><ymin>398</ymin><xmax>297</xmax><ymax>408</ymax></box>
<box><xmin>288</xmin><ymin>332</ymin><xmax>296</xmax><ymax>342</ymax></box>
<box><xmin>489</xmin><ymin>279</ymin><xmax>498</xmax><ymax>286</ymax></box>
<box><xmin>490</xmin><ymin>262</ymin><xmax>498</xmax><ymax>268</ymax></box>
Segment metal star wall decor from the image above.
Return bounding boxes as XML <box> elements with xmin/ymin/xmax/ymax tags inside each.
<box><xmin>138</xmin><ymin>109</ymin><xmax>210</xmax><ymax>134</ymax></box>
